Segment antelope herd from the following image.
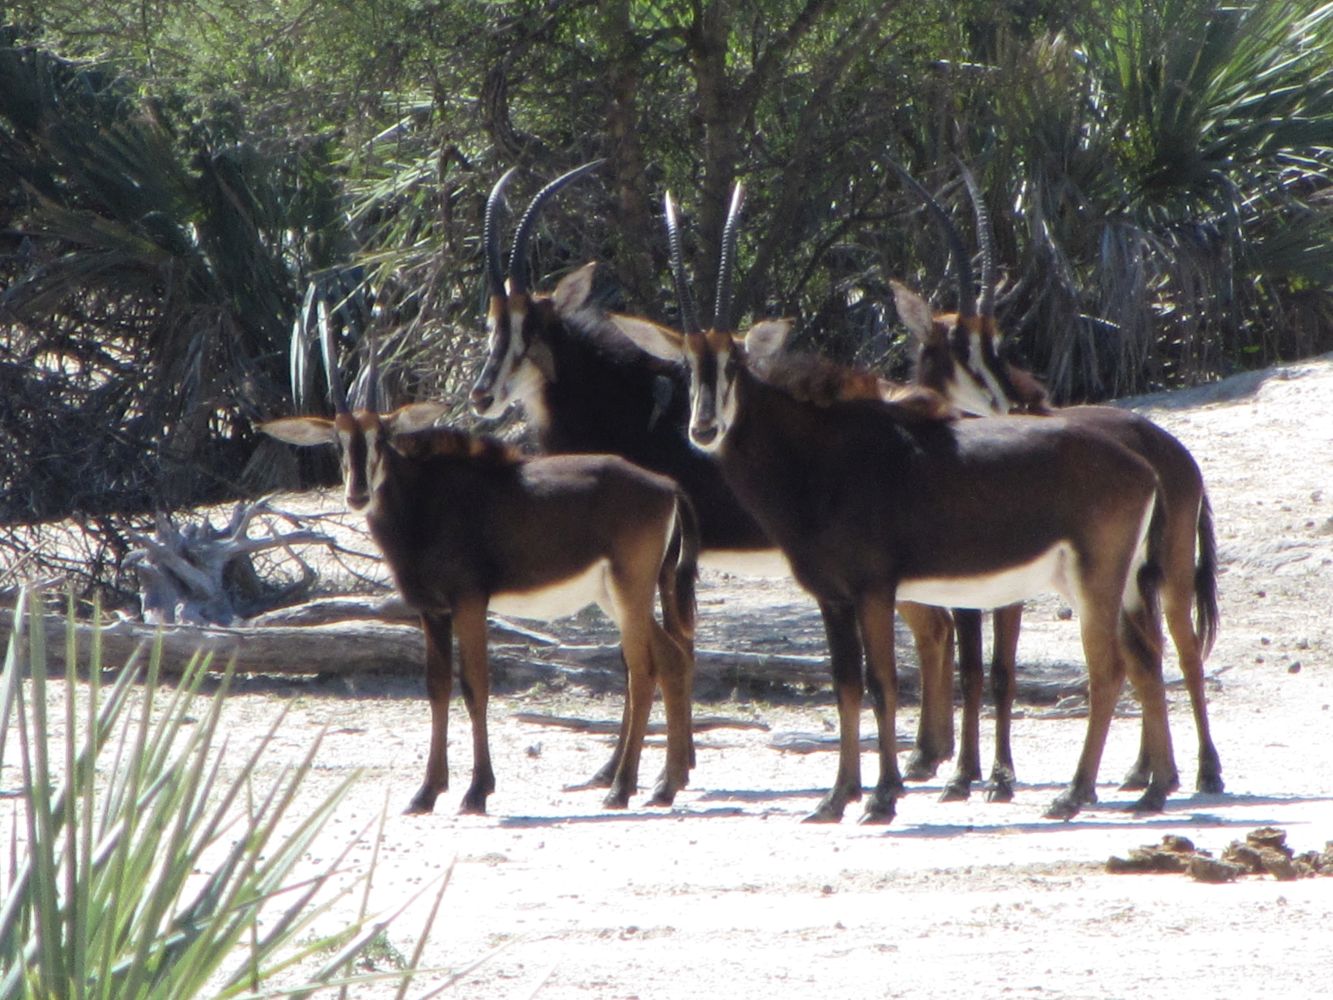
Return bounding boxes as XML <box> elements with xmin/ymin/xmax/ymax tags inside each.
<box><xmin>263</xmin><ymin>160</ymin><xmax>1222</xmax><ymax>824</ymax></box>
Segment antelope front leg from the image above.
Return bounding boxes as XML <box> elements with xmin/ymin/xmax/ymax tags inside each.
<box><xmin>407</xmin><ymin>611</ymin><xmax>454</xmax><ymax>814</ymax></box>
<box><xmin>806</xmin><ymin>601</ymin><xmax>864</xmax><ymax>823</ymax></box>
<box><xmin>453</xmin><ymin>598</ymin><xmax>496</xmax><ymax>815</ymax></box>
<box><xmin>858</xmin><ymin>592</ymin><xmax>904</xmax><ymax>824</ymax></box>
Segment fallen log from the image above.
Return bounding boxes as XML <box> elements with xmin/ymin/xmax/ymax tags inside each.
<box><xmin>769</xmin><ymin>731</ymin><xmax>915</xmax><ymax>754</ymax></box>
<box><xmin>512</xmin><ymin>712</ymin><xmax>771</xmax><ymax>735</ymax></box>
<box><xmin>1</xmin><ymin>609</ymin><xmax>425</xmax><ymax>676</ymax></box>
<box><xmin>0</xmin><ymin>607</ymin><xmax>1097</xmax><ymax>707</ymax></box>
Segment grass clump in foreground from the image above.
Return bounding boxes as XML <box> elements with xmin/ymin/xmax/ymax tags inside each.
<box><xmin>0</xmin><ymin>589</ymin><xmax>451</xmax><ymax>998</ymax></box>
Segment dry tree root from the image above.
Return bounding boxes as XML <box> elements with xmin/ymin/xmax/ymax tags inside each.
<box><xmin>1107</xmin><ymin>827</ymin><xmax>1333</xmax><ymax>882</ymax></box>
<box><xmin>124</xmin><ymin>500</ymin><xmax>333</xmax><ymax>624</ymax></box>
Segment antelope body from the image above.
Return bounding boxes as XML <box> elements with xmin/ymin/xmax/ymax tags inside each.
<box><xmin>261</xmin><ymin>404</ymin><xmax>698</xmax><ymax>815</ymax></box>
<box><xmin>890</xmin><ymin>162</ymin><xmax>1222</xmax><ymax>800</ymax></box>
<box><xmin>619</xmin><ymin>186</ymin><xmax>1179</xmax><ymax>821</ymax></box>
<box><xmin>470</xmin><ymin>167</ymin><xmax>959</xmax><ymax>791</ymax></box>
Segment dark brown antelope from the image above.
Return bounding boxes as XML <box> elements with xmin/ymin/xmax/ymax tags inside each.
<box><xmin>889</xmin><ymin>162</ymin><xmax>1222</xmax><ymax>802</ymax></box>
<box><xmin>468</xmin><ymin>166</ymin><xmax>959</xmax><ymax>798</ymax></box>
<box><xmin>616</xmin><ymin>184</ymin><xmax>1179</xmax><ymax>822</ymax></box>
<box><xmin>260</xmin><ymin>308</ymin><xmax>698</xmax><ymax>816</ymax></box>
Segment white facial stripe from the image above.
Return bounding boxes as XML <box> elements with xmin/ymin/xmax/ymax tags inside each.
<box><xmin>716</xmin><ymin>348</ymin><xmax>739</xmax><ymax>440</ymax></box>
<box><xmin>687</xmin><ymin>351</ymin><xmax>720</xmax><ymax>452</ymax></box>
<box><xmin>476</xmin><ymin>303</ymin><xmax>542</xmax><ymax>419</ymax></box>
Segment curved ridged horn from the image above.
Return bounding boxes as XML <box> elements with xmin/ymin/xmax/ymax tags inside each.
<box><xmin>664</xmin><ymin>192</ymin><xmax>701</xmax><ymax>335</ymax></box>
<box><xmin>506</xmin><ymin>159</ymin><xmax>606</xmax><ymax>295</ymax></box>
<box><xmin>889</xmin><ymin>159</ymin><xmax>976</xmax><ymax>319</ymax></box>
<box><xmin>713</xmin><ymin>182</ymin><xmax>745</xmax><ymax>331</ymax></box>
<box><xmin>317</xmin><ymin>296</ymin><xmax>349</xmax><ymax>414</ymax></box>
<box><xmin>957</xmin><ymin>161</ymin><xmax>996</xmax><ymax>319</ymax></box>
<box><xmin>484</xmin><ymin>167</ymin><xmax>518</xmax><ymax>296</ymax></box>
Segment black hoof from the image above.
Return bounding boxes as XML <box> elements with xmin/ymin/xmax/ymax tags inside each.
<box><xmin>939</xmin><ymin>778</ymin><xmax>972</xmax><ymax>803</ymax></box>
<box><xmin>404</xmin><ymin>785</ymin><xmax>441</xmax><ymax>815</ymax></box>
<box><xmin>1045</xmin><ymin>787</ymin><xmax>1093</xmax><ymax>820</ymax></box>
<box><xmin>802</xmin><ymin>803</ymin><xmax>846</xmax><ymax>824</ymax></box>
<box><xmin>902</xmin><ymin>751</ymin><xmax>942</xmax><ymax>781</ymax></box>
<box><xmin>1131</xmin><ymin>787</ymin><xmax>1168</xmax><ymax>814</ymax></box>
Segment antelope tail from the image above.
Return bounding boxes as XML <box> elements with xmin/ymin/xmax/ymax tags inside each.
<box><xmin>659</xmin><ymin>490</ymin><xmax>701</xmax><ymax>650</ymax></box>
<box><xmin>1193</xmin><ymin>490</ymin><xmax>1220</xmax><ymax>658</ymax></box>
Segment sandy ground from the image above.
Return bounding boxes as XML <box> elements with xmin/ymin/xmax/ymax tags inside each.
<box><xmin>6</xmin><ymin>354</ymin><xmax>1333</xmax><ymax>998</ymax></box>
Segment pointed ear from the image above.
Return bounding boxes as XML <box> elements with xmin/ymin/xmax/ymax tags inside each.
<box><xmin>553</xmin><ymin>261</ymin><xmax>598</xmax><ymax>314</ymax></box>
<box><xmin>891</xmin><ymin>280</ymin><xmax>937</xmax><ymax>344</ymax></box>
<box><xmin>740</xmin><ymin>319</ymin><xmax>795</xmax><ymax>365</ymax></box>
<box><xmin>259</xmin><ymin>417</ymin><xmax>337</xmax><ymax>447</ymax></box>
<box><xmin>607</xmin><ymin>314</ymin><xmax>684</xmax><ymax>362</ymax></box>
<box><xmin>385</xmin><ymin>401</ymin><xmax>450</xmax><ymax>436</ymax></box>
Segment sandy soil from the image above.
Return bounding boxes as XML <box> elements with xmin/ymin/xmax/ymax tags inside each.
<box><xmin>8</xmin><ymin>354</ymin><xmax>1333</xmax><ymax>998</ymax></box>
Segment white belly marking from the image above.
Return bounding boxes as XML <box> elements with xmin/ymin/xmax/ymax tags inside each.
<box><xmin>898</xmin><ymin>543</ymin><xmax>1076</xmax><ymax>610</ymax></box>
<box><xmin>489</xmin><ymin>560</ymin><xmax>611</xmax><ymax>622</ymax></box>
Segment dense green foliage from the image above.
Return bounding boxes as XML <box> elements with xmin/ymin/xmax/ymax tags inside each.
<box><xmin>2</xmin><ymin>1</ymin><xmax>1331</xmax><ymax>557</ymax></box>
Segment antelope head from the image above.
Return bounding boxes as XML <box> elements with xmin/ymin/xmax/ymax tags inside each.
<box><xmin>261</xmin><ymin>301</ymin><xmax>448</xmax><ymax>513</ymax></box>
<box><xmin>611</xmin><ymin>184</ymin><xmax>794</xmax><ymax>452</ymax></box>
<box><xmin>469</xmin><ymin>161</ymin><xmax>605</xmax><ymax>419</ymax></box>
<box><xmin>889</xmin><ymin>162</ymin><xmax>1037</xmax><ymax>417</ymax></box>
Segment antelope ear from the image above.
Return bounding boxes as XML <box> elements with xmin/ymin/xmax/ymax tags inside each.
<box><xmin>891</xmin><ymin>280</ymin><xmax>937</xmax><ymax>344</ymax></box>
<box><xmin>553</xmin><ymin>261</ymin><xmax>598</xmax><ymax>314</ymax></box>
<box><xmin>607</xmin><ymin>314</ymin><xmax>684</xmax><ymax>362</ymax></box>
<box><xmin>258</xmin><ymin>417</ymin><xmax>337</xmax><ymax>447</ymax></box>
<box><xmin>740</xmin><ymin>319</ymin><xmax>794</xmax><ymax>365</ymax></box>
<box><xmin>385</xmin><ymin>401</ymin><xmax>451</xmax><ymax>435</ymax></box>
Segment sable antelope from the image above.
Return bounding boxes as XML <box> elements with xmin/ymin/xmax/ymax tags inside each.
<box><xmin>469</xmin><ymin>166</ymin><xmax>960</xmax><ymax>796</ymax></box>
<box><xmin>889</xmin><ymin>162</ymin><xmax>1222</xmax><ymax>801</ymax></box>
<box><xmin>617</xmin><ymin>185</ymin><xmax>1178</xmax><ymax>822</ymax></box>
<box><xmin>260</xmin><ymin>308</ymin><xmax>698</xmax><ymax>815</ymax></box>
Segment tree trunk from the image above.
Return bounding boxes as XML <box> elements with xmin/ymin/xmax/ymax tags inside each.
<box><xmin>600</xmin><ymin>0</ymin><xmax>663</xmax><ymax>311</ymax></box>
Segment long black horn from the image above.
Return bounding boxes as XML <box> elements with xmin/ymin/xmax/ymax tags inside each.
<box><xmin>957</xmin><ymin>161</ymin><xmax>996</xmax><ymax>319</ymax></box>
<box><xmin>483</xmin><ymin>167</ymin><xmax>518</xmax><ymax>296</ymax></box>
<box><xmin>506</xmin><ymin>159</ymin><xmax>606</xmax><ymax>295</ymax></box>
<box><xmin>889</xmin><ymin>159</ymin><xmax>976</xmax><ymax>319</ymax></box>
<box><xmin>664</xmin><ymin>192</ymin><xmax>701</xmax><ymax>335</ymax></box>
<box><xmin>713</xmin><ymin>182</ymin><xmax>745</xmax><ymax>332</ymax></box>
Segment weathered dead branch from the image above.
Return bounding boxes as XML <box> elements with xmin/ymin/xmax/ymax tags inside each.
<box><xmin>124</xmin><ymin>500</ymin><xmax>333</xmax><ymax>624</ymax></box>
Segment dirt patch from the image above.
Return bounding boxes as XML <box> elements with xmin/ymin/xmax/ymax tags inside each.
<box><xmin>7</xmin><ymin>355</ymin><xmax>1333</xmax><ymax>997</ymax></box>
